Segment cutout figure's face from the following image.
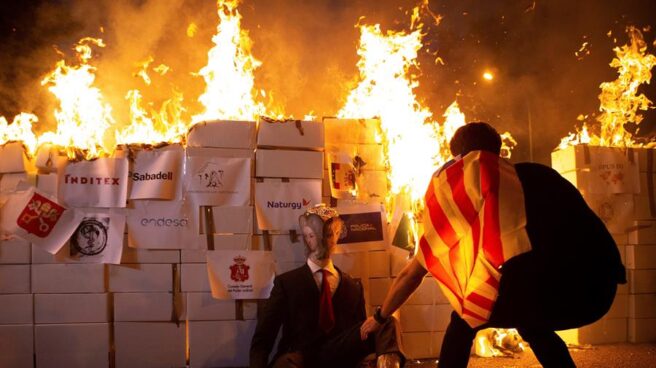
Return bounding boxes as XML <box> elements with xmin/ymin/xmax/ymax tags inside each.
<box><xmin>302</xmin><ymin>225</ymin><xmax>319</xmax><ymax>252</ymax></box>
<box><xmin>299</xmin><ymin>214</ymin><xmax>344</xmax><ymax>261</ymax></box>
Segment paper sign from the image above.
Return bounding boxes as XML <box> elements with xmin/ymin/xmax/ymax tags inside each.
<box><xmin>185</xmin><ymin>156</ymin><xmax>251</xmax><ymax>206</ymax></box>
<box><xmin>254</xmin><ymin>179</ymin><xmax>322</xmax><ymax>230</ymax></box>
<box><xmin>126</xmin><ymin>199</ymin><xmax>201</xmax><ymax>249</ymax></box>
<box><xmin>584</xmin><ymin>193</ymin><xmax>634</xmax><ymax>234</ymax></box>
<box><xmin>59</xmin><ymin>158</ymin><xmax>129</xmax><ymax>208</ymax></box>
<box><xmin>326</xmin><ymin>150</ymin><xmax>356</xmax><ymax>199</ymax></box>
<box><xmin>335</xmin><ymin>204</ymin><xmax>388</xmax><ymax>252</ymax></box>
<box><xmin>129</xmin><ymin>146</ymin><xmax>183</xmax><ymax>200</ymax></box>
<box><xmin>588</xmin><ymin>149</ymin><xmax>640</xmax><ymax>194</ymax></box>
<box><xmin>0</xmin><ymin>185</ymin><xmax>83</xmax><ymax>254</ymax></box>
<box><xmin>67</xmin><ymin>209</ymin><xmax>126</xmax><ymax>264</ymax></box>
<box><xmin>206</xmin><ymin>250</ymin><xmax>275</xmax><ymax>300</ymax></box>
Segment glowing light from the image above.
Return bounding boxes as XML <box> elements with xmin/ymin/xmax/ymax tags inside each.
<box><xmin>0</xmin><ymin>113</ymin><xmax>39</xmax><ymax>156</ymax></box>
<box><xmin>483</xmin><ymin>71</ymin><xmax>494</xmax><ymax>81</ymax></box>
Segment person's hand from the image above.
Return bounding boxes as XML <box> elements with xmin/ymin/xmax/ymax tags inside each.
<box><xmin>360</xmin><ymin>316</ymin><xmax>381</xmax><ymax>340</ymax></box>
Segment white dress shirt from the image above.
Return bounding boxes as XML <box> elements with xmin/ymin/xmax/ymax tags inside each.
<box><xmin>307</xmin><ymin>259</ymin><xmax>340</xmax><ymax>295</ymax></box>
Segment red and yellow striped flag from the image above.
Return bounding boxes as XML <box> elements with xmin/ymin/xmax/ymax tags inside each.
<box><xmin>416</xmin><ymin>151</ymin><xmax>532</xmax><ymax>327</ymax></box>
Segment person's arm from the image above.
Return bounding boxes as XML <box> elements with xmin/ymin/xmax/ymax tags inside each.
<box><xmin>360</xmin><ymin>258</ymin><xmax>427</xmax><ymax>339</ymax></box>
<box><xmin>250</xmin><ymin>277</ymin><xmax>285</xmax><ymax>368</ymax></box>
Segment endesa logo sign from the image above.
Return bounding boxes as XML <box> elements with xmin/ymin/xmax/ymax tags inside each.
<box><xmin>140</xmin><ymin>217</ymin><xmax>189</xmax><ymax>227</ymax></box>
<box><xmin>266</xmin><ymin>198</ymin><xmax>311</xmax><ymax>210</ymax></box>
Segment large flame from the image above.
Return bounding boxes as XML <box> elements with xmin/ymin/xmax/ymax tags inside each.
<box><xmin>337</xmin><ymin>23</ymin><xmax>443</xmax><ymax>202</ymax></box>
<box><xmin>559</xmin><ymin>26</ymin><xmax>656</xmax><ymax>149</ymax></box>
<box><xmin>192</xmin><ymin>0</ymin><xmax>265</xmax><ymax>123</ymax></box>
<box><xmin>0</xmin><ymin>113</ymin><xmax>39</xmax><ymax>156</ymax></box>
<box><xmin>39</xmin><ymin>37</ymin><xmax>115</xmax><ymax>159</ymax></box>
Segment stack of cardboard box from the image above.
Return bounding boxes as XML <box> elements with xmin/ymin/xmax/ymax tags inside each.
<box><xmin>552</xmin><ymin>145</ymin><xmax>656</xmax><ymax>344</ymax></box>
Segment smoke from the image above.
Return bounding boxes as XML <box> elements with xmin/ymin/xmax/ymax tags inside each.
<box><xmin>1</xmin><ymin>0</ymin><xmax>655</xmax><ymax>163</ymax></box>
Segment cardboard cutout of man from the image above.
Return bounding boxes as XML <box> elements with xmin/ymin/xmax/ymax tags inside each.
<box><xmin>250</xmin><ymin>205</ymin><xmax>404</xmax><ymax>368</ymax></box>
<box><xmin>360</xmin><ymin>122</ymin><xmax>626</xmax><ymax>368</ymax></box>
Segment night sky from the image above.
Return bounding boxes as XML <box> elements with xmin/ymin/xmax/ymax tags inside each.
<box><xmin>1</xmin><ymin>0</ymin><xmax>656</xmax><ymax>164</ymax></box>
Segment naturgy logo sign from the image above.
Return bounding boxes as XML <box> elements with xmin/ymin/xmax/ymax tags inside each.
<box><xmin>266</xmin><ymin>198</ymin><xmax>311</xmax><ymax>210</ymax></box>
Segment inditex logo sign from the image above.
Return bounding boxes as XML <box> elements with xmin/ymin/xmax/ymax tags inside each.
<box><xmin>140</xmin><ymin>217</ymin><xmax>189</xmax><ymax>227</ymax></box>
<box><xmin>130</xmin><ymin>171</ymin><xmax>174</xmax><ymax>182</ymax></box>
<box><xmin>266</xmin><ymin>198</ymin><xmax>311</xmax><ymax>210</ymax></box>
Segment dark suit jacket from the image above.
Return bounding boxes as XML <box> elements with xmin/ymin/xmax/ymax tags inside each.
<box><xmin>250</xmin><ymin>264</ymin><xmax>366</xmax><ymax>368</ymax></box>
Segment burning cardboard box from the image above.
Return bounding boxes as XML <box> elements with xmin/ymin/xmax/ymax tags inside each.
<box><xmin>0</xmin><ymin>142</ymin><xmax>34</xmax><ymax>174</ymax></box>
<box><xmin>187</xmin><ymin>120</ymin><xmax>256</xmax><ymax>149</ymax></box>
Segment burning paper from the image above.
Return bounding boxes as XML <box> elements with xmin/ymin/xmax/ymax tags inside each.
<box><xmin>184</xmin><ymin>155</ymin><xmax>251</xmax><ymax>206</ymax></box>
<box><xmin>0</xmin><ymin>141</ymin><xmax>33</xmax><ymax>174</ymax></box>
<box><xmin>254</xmin><ymin>179</ymin><xmax>321</xmax><ymax>231</ymax></box>
<box><xmin>0</xmin><ymin>184</ymin><xmax>83</xmax><ymax>254</ymax></box>
<box><xmin>59</xmin><ymin>157</ymin><xmax>129</xmax><ymax>208</ymax></box>
<box><xmin>206</xmin><ymin>250</ymin><xmax>275</xmax><ymax>300</ymax></box>
<box><xmin>68</xmin><ymin>209</ymin><xmax>126</xmax><ymax>264</ymax></box>
<box><xmin>326</xmin><ymin>150</ymin><xmax>357</xmax><ymax>199</ymax></box>
<box><xmin>126</xmin><ymin>199</ymin><xmax>200</xmax><ymax>249</ymax></box>
<box><xmin>128</xmin><ymin>146</ymin><xmax>184</xmax><ymax>200</ymax></box>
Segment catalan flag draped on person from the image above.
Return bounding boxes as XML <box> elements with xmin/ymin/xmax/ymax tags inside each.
<box><xmin>415</xmin><ymin>150</ymin><xmax>533</xmax><ymax>327</ymax></box>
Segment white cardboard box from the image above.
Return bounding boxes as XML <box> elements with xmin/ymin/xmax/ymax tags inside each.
<box><xmin>626</xmin><ymin>245</ymin><xmax>656</xmax><ymax>269</ymax></box>
<box><xmin>181</xmin><ymin>249</ymin><xmax>208</xmax><ymax>263</ymax></box>
<box><xmin>628</xmin><ymin>269</ymin><xmax>656</xmax><ymax>294</ymax></box>
<box><xmin>0</xmin><ymin>324</ymin><xmax>33</xmax><ymax>367</ymax></box>
<box><xmin>628</xmin><ymin>318</ymin><xmax>656</xmax><ymax>342</ymax></box>
<box><xmin>256</xmin><ymin>149</ymin><xmax>323</xmax><ymax>179</ymax></box>
<box><xmin>605</xmin><ymin>293</ymin><xmax>628</xmax><ymax>319</ymax></box>
<box><xmin>323</xmin><ymin>118</ymin><xmax>381</xmax><ymax>145</ymax></box>
<box><xmin>181</xmin><ymin>263</ymin><xmax>211</xmax><ymax>292</ymax></box>
<box><xmin>186</xmin><ymin>292</ymin><xmax>235</xmax><ymax>321</ymax></box>
<box><xmin>0</xmin><ymin>294</ymin><xmax>32</xmax><ymax>324</ymax></box>
<box><xmin>407</xmin><ymin>276</ymin><xmax>449</xmax><ymax>305</ymax></box>
<box><xmin>577</xmin><ymin>317</ymin><xmax>627</xmax><ymax>344</ymax></box>
<box><xmin>114</xmin><ymin>292</ymin><xmax>179</xmax><ymax>322</ymax></box>
<box><xmin>629</xmin><ymin>294</ymin><xmax>656</xmax><ymax>319</ymax></box>
<box><xmin>203</xmin><ymin>206</ymin><xmax>253</xmax><ymax>234</ymax></box>
<box><xmin>0</xmin><ymin>141</ymin><xmax>32</xmax><ymax>173</ymax></box>
<box><xmin>108</xmin><ymin>264</ymin><xmax>173</xmax><ymax>292</ymax></box>
<box><xmin>188</xmin><ymin>320</ymin><xmax>257</xmax><ymax>368</ymax></box>
<box><xmin>0</xmin><ymin>238</ymin><xmax>30</xmax><ymax>264</ymax></box>
<box><xmin>120</xmin><ymin>244</ymin><xmax>180</xmax><ymax>264</ymax></box>
<box><xmin>114</xmin><ymin>322</ymin><xmax>185</xmax><ymax>368</ymax></box>
<box><xmin>402</xmin><ymin>331</ymin><xmax>444</xmax><ymax>359</ymax></box>
<box><xmin>628</xmin><ymin>221</ymin><xmax>656</xmax><ymax>244</ymax></box>
<box><xmin>368</xmin><ymin>250</ymin><xmax>390</xmax><ymax>278</ymax></box>
<box><xmin>369</xmin><ymin>278</ymin><xmax>392</xmax><ymax>306</ymax></box>
<box><xmin>187</xmin><ymin>120</ymin><xmax>256</xmax><ymax>149</ymax></box>
<box><xmin>32</xmin><ymin>264</ymin><xmax>104</xmax><ymax>293</ymax></box>
<box><xmin>35</xmin><ymin>323</ymin><xmax>110</xmax><ymax>368</ymax></box>
<box><xmin>0</xmin><ymin>265</ymin><xmax>30</xmax><ymax>293</ymax></box>
<box><xmin>35</xmin><ymin>293</ymin><xmax>109</xmax><ymax>323</ymax></box>
<box><xmin>37</xmin><ymin>172</ymin><xmax>59</xmax><ymax>197</ymax></box>
<box><xmin>182</xmin><ymin>234</ymin><xmax>252</xmax><ymax>262</ymax></box>
<box><xmin>257</xmin><ymin>119</ymin><xmax>324</xmax><ymax>149</ymax></box>
<box><xmin>400</xmin><ymin>304</ymin><xmax>452</xmax><ymax>332</ymax></box>
<box><xmin>333</xmin><ymin>252</ymin><xmax>368</xmax><ymax>279</ymax></box>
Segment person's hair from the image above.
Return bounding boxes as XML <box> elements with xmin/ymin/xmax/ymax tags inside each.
<box><xmin>449</xmin><ymin>122</ymin><xmax>502</xmax><ymax>157</ymax></box>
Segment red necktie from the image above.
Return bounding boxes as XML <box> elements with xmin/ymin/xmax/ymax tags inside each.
<box><xmin>318</xmin><ymin>269</ymin><xmax>335</xmax><ymax>333</ymax></box>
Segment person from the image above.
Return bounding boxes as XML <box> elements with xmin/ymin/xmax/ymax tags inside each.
<box><xmin>250</xmin><ymin>205</ymin><xmax>405</xmax><ymax>368</ymax></box>
<box><xmin>360</xmin><ymin>122</ymin><xmax>626</xmax><ymax>368</ymax></box>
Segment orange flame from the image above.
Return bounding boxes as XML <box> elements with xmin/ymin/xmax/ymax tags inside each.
<box><xmin>560</xmin><ymin>26</ymin><xmax>656</xmax><ymax>149</ymax></box>
<box><xmin>193</xmin><ymin>0</ymin><xmax>265</xmax><ymax>123</ymax></box>
<box><xmin>0</xmin><ymin>113</ymin><xmax>39</xmax><ymax>156</ymax></box>
<box><xmin>39</xmin><ymin>37</ymin><xmax>115</xmax><ymax>159</ymax></box>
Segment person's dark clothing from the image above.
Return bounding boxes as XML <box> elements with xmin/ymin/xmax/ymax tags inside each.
<box><xmin>438</xmin><ymin>162</ymin><xmax>626</xmax><ymax>368</ymax></box>
<box><xmin>250</xmin><ymin>264</ymin><xmax>403</xmax><ymax>368</ymax></box>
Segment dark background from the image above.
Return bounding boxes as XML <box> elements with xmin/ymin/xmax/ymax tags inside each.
<box><xmin>1</xmin><ymin>0</ymin><xmax>656</xmax><ymax>164</ymax></box>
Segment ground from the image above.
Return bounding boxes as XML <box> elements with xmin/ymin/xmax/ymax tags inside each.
<box><xmin>405</xmin><ymin>343</ymin><xmax>656</xmax><ymax>367</ymax></box>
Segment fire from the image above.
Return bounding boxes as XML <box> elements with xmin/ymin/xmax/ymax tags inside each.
<box><xmin>39</xmin><ymin>37</ymin><xmax>115</xmax><ymax>160</ymax></box>
<box><xmin>337</xmin><ymin>22</ymin><xmax>441</xmax><ymax>202</ymax></box>
<box><xmin>559</xmin><ymin>26</ymin><xmax>656</xmax><ymax>149</ymax></box>
<box><xmin>115</xmin><ymin>89</ymin><xmax>187</xmax><ymax>146</ymax></box>
<box><xmin>474</xmin><ymin>328</ymin><xmax>525</xmax><ymax>357</ymax></box>
<box><xmin>0</xmin><ymin>113</ymin><xmax>39</xmax><ymax>156</ymax></box>
<box><xmin>192</xmin><ymin>0</ymin><xmax>265</xmax><ymax>123</ymax></box>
